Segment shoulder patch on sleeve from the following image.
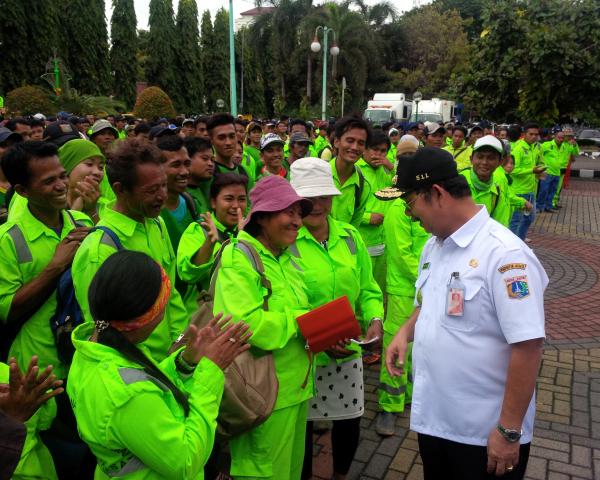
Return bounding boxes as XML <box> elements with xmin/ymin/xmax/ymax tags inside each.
<box><xmin>504</xmin><ymin>275</ymin><xmax>530</xmax><ymax>299</ymax></box>
<box><xmin>498</xmin><ymin>263</ymin><xmax>527</xmax><ymax>274</ymax></box>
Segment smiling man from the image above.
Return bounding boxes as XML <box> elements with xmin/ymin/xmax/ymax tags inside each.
<box><xmin>71</xmin><ymin>139</ymin><xmax>189</xmax><ymax>362</ymax></box>
<box><xmin>384</xmin><ymin>147</ymin><xmax>547</xmax><ymax>480</ymax></box>
<box><xmin>460</xmin><ymin>135</ymin><xmax>512</xmax><ymax>227</ymax></box>
<box><xmin>329</xmin><ymin>116</ymin><xmax>372</xmax><ymax>228</ymax></box>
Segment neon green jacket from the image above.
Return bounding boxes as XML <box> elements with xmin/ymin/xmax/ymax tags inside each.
<box><xmin>461</xmin><ymin>168</ymin><xmax>512</xmax><ymax>227</ymax></box>
<box><xmin>71</xmin><ymin>208</ymin><xmax>188</xmax><ymax>362</ymax></box>
<box><xmin>314</xmin><ymin>135</ymin><xmax>328</xmax><ymax>156</ymax></box>
<box><xmin>355</xmin><ymin>159</ymin><xmax>392</xmax><ymax>250</ymax></box>
<box><xmin>330</xmin><ymin>159</ymin><xmax>372</xmax><ymax>229</ymax></box>
<box><xmin>443</xmin><ymin>145</ymin><xmax>473</xmax><ymax>171</ymax></box>
<box><xmin>177</xmin><ymin>217</ymin><xmax>237</xmax><ymax>315</ymax></box>
<box><xmin>0</xmin><ymin>208</ymin><xmax>92</xmax><ymax>379</ymax></box>
<box><xmin>541</xmin><ymin>140</ymin><xmax>571</xmax><ymax>176</ymax></box>
<box><xmin>494</xmin><ymin>167</ymin><xmax>526</xmax><ymax>214</ymax></box>
<box><xmin>67</xmin><ymin>323</ymin><xmax>223</xmax><ymax>479</ymax></box>
<box><xmin>511</xmin><ymin>139</ymin><xmax>543</xmax><ymax>194</ymax></box>
<box><xmin>386</xmin><ymin>144</ymin><xmax>397</xmax><ymax>164</ymax></box>
<box><xmin>291</xmin><ymin>219</ymin><xmax>383</xmax><ymax>367</ymax></box>
<box><xmin>383</xmin><ymin>199</ymin><xmax>429</xmax><ymax>302</ymax></box>
<box><xmin>0</xmin><ymin>363</ymin><xmax>58</xmax><ymax>480</ymax></box>
<box><xmin>212</xmin><ymin>231</ymin><xmax>312</xmax><ymax>410</ymax></box>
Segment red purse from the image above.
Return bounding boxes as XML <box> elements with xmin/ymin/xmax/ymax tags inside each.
<box><xmin>296</xmin><ymin>296</ymin><xmax>361</xmax><ymax>353</ymax></box>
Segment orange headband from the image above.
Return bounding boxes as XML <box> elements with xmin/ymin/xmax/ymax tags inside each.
<box><xmin>110</xmin><ymin>267</ymin><xmax>172</xmax><ymax>332</ymax></box>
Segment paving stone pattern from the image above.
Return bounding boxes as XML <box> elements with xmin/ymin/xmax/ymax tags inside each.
<box><xmin>311</xmin><ymin>179</ymin><xmax>600</xmax><ymax>480</ymax></box>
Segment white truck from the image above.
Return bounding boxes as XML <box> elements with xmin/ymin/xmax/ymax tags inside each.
<box><xmin>409</xmin><ymin>98</ymin><xmax>456</xmax><ymax>124</ymax></box>
<box><xmin>363</xmin><ymin>93</ymin><xmax>412</xmax><ymax>124</ymax></box>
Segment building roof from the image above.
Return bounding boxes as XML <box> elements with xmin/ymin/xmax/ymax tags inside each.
<box><xmin>240</xmin><ymin>7</ymin><xmax>275</xmax><ymax>17</ymax></box>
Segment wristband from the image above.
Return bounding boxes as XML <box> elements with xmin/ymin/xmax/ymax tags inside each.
<box><xmin>175</xmin><ymin>351</ymin><xmax>197</xmax><ymax>374</ymax></box>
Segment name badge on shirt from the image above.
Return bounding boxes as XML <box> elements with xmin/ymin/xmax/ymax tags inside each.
<box><xmin>446</xmin><ymin>272</ymin><xmax>465</xmax><ymax>317</ymax></box>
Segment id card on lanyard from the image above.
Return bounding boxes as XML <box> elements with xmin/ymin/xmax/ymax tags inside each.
<box><xmin>446</xmin><ymin>272</ymin><xmax>465</xmax><ymax>317</ymax></box>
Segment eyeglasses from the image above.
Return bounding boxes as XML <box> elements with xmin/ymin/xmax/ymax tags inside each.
<box><xmin>403</xmin><ymin>193</ymin><xmax>421</xmax><ymax>213</ymax></box>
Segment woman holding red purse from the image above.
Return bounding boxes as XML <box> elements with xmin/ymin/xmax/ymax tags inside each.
<box><xmin>290</xmin><ymin>157</ymin><xmax>384</xmax><ymax>480</ymax></box>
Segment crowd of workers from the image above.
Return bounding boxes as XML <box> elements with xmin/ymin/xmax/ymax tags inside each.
<box><xmin>0</xmin><ymin>110</ymin><xmax>565</xmax><ymax>479</ymax></box>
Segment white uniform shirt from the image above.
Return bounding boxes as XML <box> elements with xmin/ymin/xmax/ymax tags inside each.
<box><xmin>410</xmin><ymin>206</ymin><xmax>547</xmax><ymax>446</ymax></box>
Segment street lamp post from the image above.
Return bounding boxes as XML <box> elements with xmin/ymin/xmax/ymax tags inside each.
<box><xmin>228</xmin><ymin>0</ymin><xmax>237</xmax><ymax>116</ymax></box>
<box><xmin>311</xmin><ymin>26</ymin><xmax>340</xmax><ymax>121</ymax></box>
<box><xmin>413</xmin><ymin>91</ymin><xmax>422</xmax><ymax>122</ymax></box>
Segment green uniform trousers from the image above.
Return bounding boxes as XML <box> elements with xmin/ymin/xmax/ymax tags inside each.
<box><xmin>378</xmin><ymin>295</ymin><xmax>414</xmax><ymax>413</ymax></box>
<box><xmin>553</xmin><ymin>173</ymin><xmax>565</xmax><ymax>207</ymax></box>
<box><xmin>230</xmin><ymin>401</ymin><xmax>308</xmax><ymax>479</ymax></box>
<box><xmin>370</xmin><ymin>252</ymin><xmax>387</xmax><ymax>295</ymax></box>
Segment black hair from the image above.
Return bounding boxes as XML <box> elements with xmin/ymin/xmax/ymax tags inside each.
<box><xmin>289</xmin><ymin>119</ymin><xmax>307</xmax><ymax>131</ymax></box>
<box><xmin>235</xmin><ymin>118</ymin><xmax>248</xmax><ymax>127</ymax></box>
<box><xmin>183</xmin><ymin>137</ymin><xmax>212</xmax><ymax>157</ymax></box>
<box><xmin>206</xmin><ymin>113</ymin><xmax>235</xmax><ymax>134</ymax></box>
<box><xmin>1</xmin><ymin>141</ymin><xmax>58</xmax><ymax>187</ymax></box>
<box><xmin>334</xmin><ymin>115</ymin><xmax>371</xmax><ymax>144</ymax></box>
<box><xmin>244</xmin><ymin>211</ymin><xmax>269</xmax><ymax>237</ymax></box>
<box><xmin>452</xmin><ymin>125</ymin><xmax>468</xmax><ymax>137</ymax></box>
<box><xmin>106</xmin><ymin>139</ymin><xmax>165</xmax><ymax>191</ymax></box>
<box><xmin>193</xmin><ymin>116</ymin><xmax>209</xmax><ymax>127</ymax></box>
<box><xmin>89</xmin><ymin>251</ymin><xmax>190</xmax><ymax>417</ymax></box>
<box><xmin>210</xmin><ymin>172</ymin><xmax>248</xmax><ymax>199</ymax></box>
<box><xmin>367</xmin><ymin>130</ymin><xmax>391</xmax><ymax>150</ymax></box>
<box><xmin>30</xmin><ymin>118</ymin><xmax>45</xmax><ymax>129</ymax></box>
<box><xmin>523</xmin><ymin>121</ymin><xmax>540</xmax><ymax>132</ymax></box>
<box><xmin>415</xmin><ymin>176</ymin><xmax>471</xmax><ymax>200</ymax></box>
<box><xmin>5</xmin><ymin>117</ymin><xmax>30</xmax><ymax>131</ymax></box>
<box><xmin>134</xmin><ymin>122</ymin><xmax>151</xmax><ymax>135</ymax></box>
<box><xmin>507</xmin><ymin>124</ymin><xmax>522</xmax><ymax>143</ymax></box>
<box><xmin>156</xmin><ymin>135</ymin><xmax>185</xmax><ymax>152</ymax></box>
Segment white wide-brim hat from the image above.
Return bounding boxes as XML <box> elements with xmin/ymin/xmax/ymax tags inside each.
<box><xmin>290</xmin><ymin>157</ymin><xmax>341</xmax><ymax>198</ymax></box>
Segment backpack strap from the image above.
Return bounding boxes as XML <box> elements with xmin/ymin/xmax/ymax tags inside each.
<box><xmin>354</xmin><ymin>166</ymin><xmax>365</xmax><ymax>212</ymax></box>
<box><xmin>7</xmin><ymin>225</ymin><xmax>32</xmax><ymax>263</ymax></box>
<box><xmin>236</xmin><ymin>240</ymin><xmax>272</xmax><ymax>309</ymax></box>
<box><xmin>65</xmin><ymin>210</ymin><xmax>86</xmax><ymax>228</ymax></box>
<box><xmin>181</xmin><ymin>192</ymin><xmax>200</xmax><ymax>222</ymax></box>
<box><xmin>94</xmin><ymin>226</ymin><xmax>124</xmax><ymax>250</ymax></box>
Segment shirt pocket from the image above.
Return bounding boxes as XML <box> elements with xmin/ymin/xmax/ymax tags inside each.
<box><xmin>440</xmin><ymin>278</ymin><xmax>483</xmax><ymax>333</ymax></box>
<box><xmin>414</xmin><ymin>268</ymin><xmax>431</xmax><ymax>306</ymax></box>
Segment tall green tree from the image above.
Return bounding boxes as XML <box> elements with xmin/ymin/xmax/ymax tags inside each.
<box><xmin>0</xmin><ymin>1</ymin><xmax>62</xmax><ymax>93</ymax></box>
<box><xmin>209</xmin><ymin>9</ymin><xmax>230</xmax><ymax>112</ymax></box>
<box><xmin>461</xmin><ymin>0</ymin><xmax>600</xmax><ymax>123</ymax></box>
<box><xmin>200</xmin><ymin>10</ymin><xmax>216</xmax><ymax>112</ymax></box>
<box><xmin>174</xmin><ymin>0</ymin><xmax>203</xmax><ymax>113</ymax></box>
<box><xmin>147</xmin><ymin>0</ymin><xmax>176</xmax><ymax>96</ymax></box>
<box><xmin>62</xmin><ymin>0</ymin><xmax>111</xmax><ymax>95</ymax></box>
<box><xmin>236</xmin><ymin>28</ymin><xmax>267</xmax><ymax>116</ymax></box>
<box><xmin>385</xmin><ymin>5</ymin><xmax>470</xmax><ymax>99</ymax></box>
<box><xmin>110</xmin><ymin>0</ymin><xmax>138</xmax><ymax>107</ymax></box>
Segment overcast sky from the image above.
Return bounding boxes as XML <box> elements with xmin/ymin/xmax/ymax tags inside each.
<box><xmin>105</xmin><ymin>0</ymin><xmax>421</xmax><ymax>29</ymax></box>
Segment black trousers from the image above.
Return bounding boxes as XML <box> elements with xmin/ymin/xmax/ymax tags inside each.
<box><xmin>302</xmin><ymin>417</ymin><xmax>361</xmax><ymax>479</ymax></box>
<box><xmin>418</xmin><ymin>433</ymin><xmax>531</xmax><ymax>480</ymax></box>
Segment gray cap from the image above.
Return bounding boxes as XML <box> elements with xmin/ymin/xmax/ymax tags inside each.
<box><xmin>90</xmin><ymin>119</ymin><xmax>119</xmax><ymax>138</ymax></box>
<box><xmin>0</xmin><ymin>127</ymin><xmax>23</xmax><ymax>144</ymax></box>
<box><xmin>290</xmin><ymin>132</ymin><xmax>313</xmax><ymax>145</ymax></box>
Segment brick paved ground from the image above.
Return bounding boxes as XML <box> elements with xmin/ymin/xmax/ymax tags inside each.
<box><xmin>311</xmin><ymin>179</ymin><xmax>600</xmax><ymax>480</ymax></box>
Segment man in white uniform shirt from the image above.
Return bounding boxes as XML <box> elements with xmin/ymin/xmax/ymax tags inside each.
<box><xmin>384</xmin><ymin>147</ymin><xmax>547</xmax><ymax>479</ymax></box>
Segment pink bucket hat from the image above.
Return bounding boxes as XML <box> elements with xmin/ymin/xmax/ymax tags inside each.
<box><xmin>242</xmin><ymin>176</ymin><xmax>313</xmax><ymax>231</ymax></box>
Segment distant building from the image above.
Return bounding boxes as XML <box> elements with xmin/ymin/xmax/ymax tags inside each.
<box><xmin>234</xmin><ymin>7</ymin><xmax>275</xmax><ymax>32</ymax></box>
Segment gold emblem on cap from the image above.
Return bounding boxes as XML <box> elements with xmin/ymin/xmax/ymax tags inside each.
<box><xmin>469</xmin><ymin>259</ymin><xmax>479</xmax><ymax>268</ymax></box>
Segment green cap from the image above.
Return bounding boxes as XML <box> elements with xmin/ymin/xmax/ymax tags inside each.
<box><xmin>58</xmin><ymin>139</ymin><xmax>105</xmax><ymax>174</ymax></box>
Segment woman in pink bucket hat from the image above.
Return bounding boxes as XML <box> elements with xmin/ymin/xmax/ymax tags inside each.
<box><xmin>212</xmin><ymin>175</ymin><xmax>315</xmax><ymax>479</ymax></box>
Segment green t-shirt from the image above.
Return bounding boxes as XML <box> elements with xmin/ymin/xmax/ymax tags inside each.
<box><xmin>511</xmin><ymin>139</ymin><xmax>542</xmax><ymax>194</ymax></box>
<box><xmin>443</xmin><ymin>144</ymin><xmax>473</xmax><ymax>171</ymax></box>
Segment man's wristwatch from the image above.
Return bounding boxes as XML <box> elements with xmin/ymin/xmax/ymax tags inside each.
<box><xmin>497</xmin><ymin>423</ymin><xmax>522</xmax><ymax>443</ymax></box>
